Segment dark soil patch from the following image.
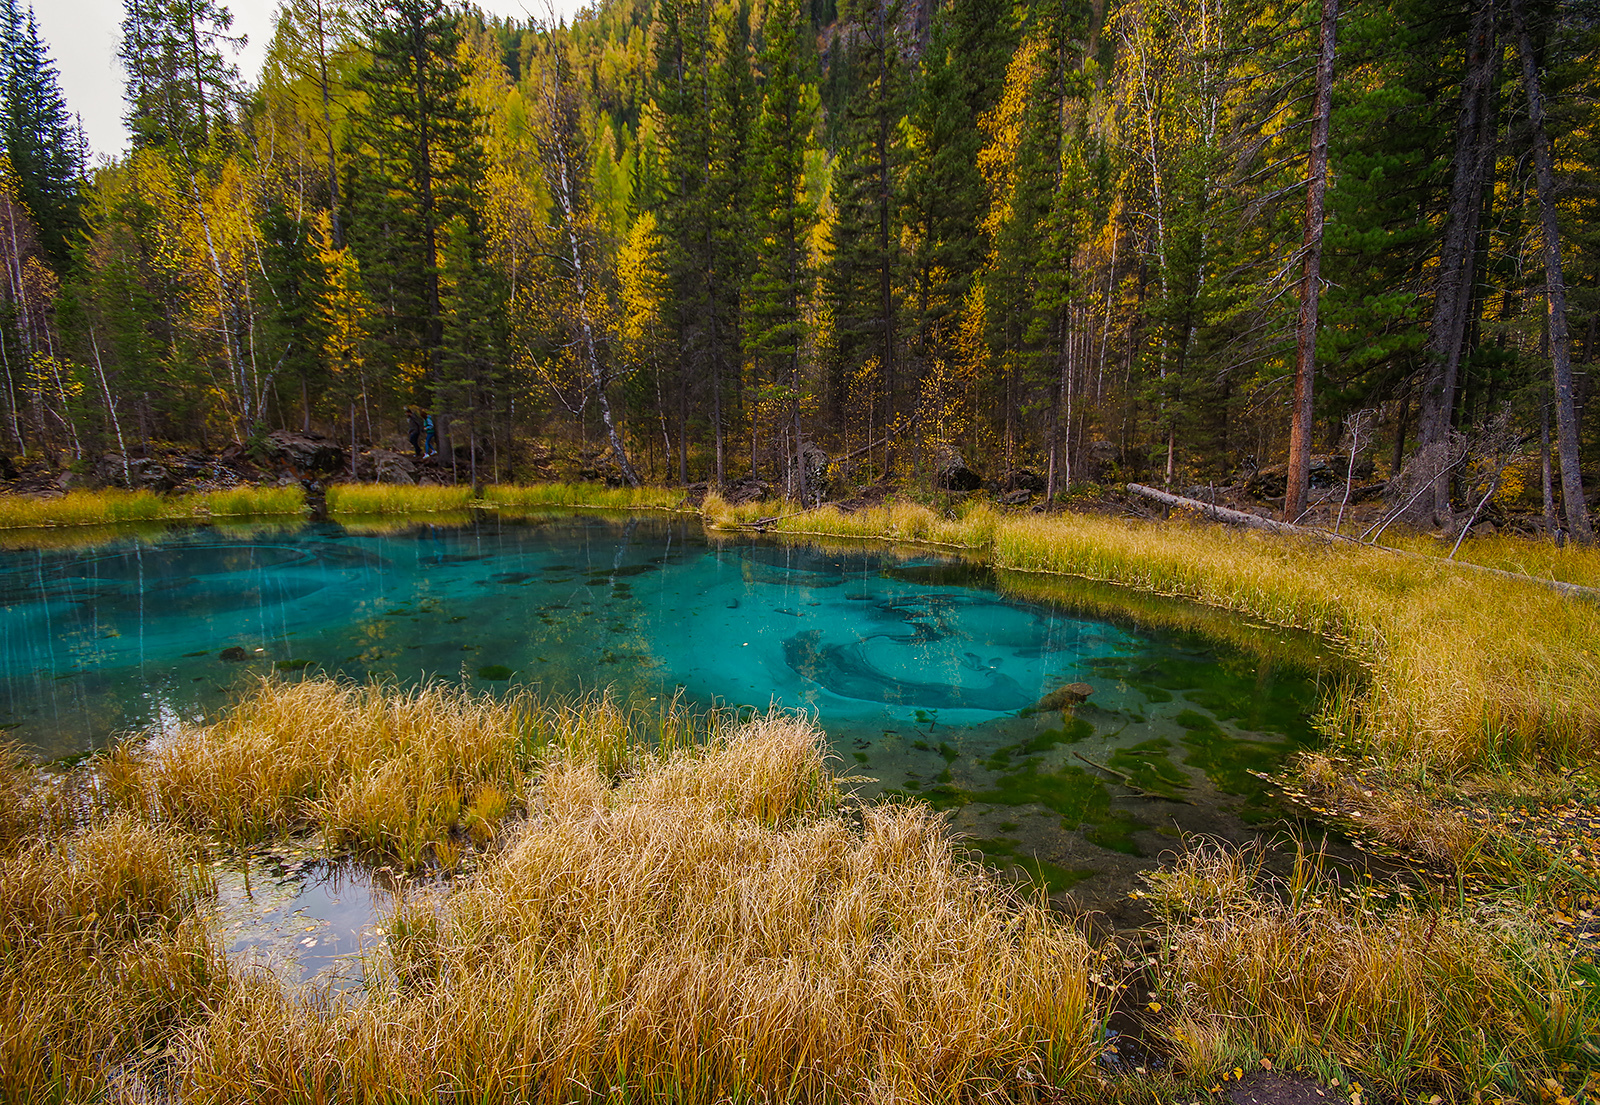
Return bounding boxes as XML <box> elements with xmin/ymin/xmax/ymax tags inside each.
<box><xmin>1225</xmin><ymin>1070</ymin><xmax>1336</xmax><ymax>1105</ymax></box>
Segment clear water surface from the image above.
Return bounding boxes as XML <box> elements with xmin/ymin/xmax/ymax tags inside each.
<box><xmin>1</xmin><ymin>513</ymin><xmax>1351</xmax><ymax>962</ymax></box>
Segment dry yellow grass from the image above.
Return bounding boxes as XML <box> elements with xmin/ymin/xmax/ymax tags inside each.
<box><xmin>0</xmin><ymin>813</ymin><xmax>225</xmax><ymax>1102</ymax></box>
<box><xmin>326</xmin><ymin>482</ymin><xmax>477</xmax><ymax>514</ymax></box>
<box><xmin>106</xmin><ymin>678</ymin><xmax>717</xmax><ymax>868</ymax></box>
<box><xmin>1142</xmin><ymin>843</ymin><xmax>1598</xmax><ymax>1101</ymax></box>
<box><xmin>107</xmin><ymin>678</ymin><xmax>541</xmax><ymax>864</ymax></box>
<box><xmin>179</xmin><ymin>712</ymin><xmax>1102</xmax><ymax>1103</ymax></box>
<box><xmin>0</xmin><ymin>485</ymin><xmax>305</xmax><ymax>529</ymax></box>
<box><xmin>485</xmin><ymin>481</ymin><xmax>689</xmax><ymax>512</ymax></box>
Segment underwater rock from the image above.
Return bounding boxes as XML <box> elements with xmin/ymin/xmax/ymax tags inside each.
<box><xmin>1035</xmin><ymin>682</ymin><xmax>1095</xmax><ymax>710</ymax></box>
<box><xmin>218</xmin><ymin>646</ymin><xmax>251</xmax><ymax>662</ymax></box>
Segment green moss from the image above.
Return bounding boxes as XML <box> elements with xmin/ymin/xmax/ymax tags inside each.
<box><xmin>1106</xmin><ymin>738</ymin><xmax>1190</xmax><ymax>801</ymax></box>
<box><xmin>968</xmin><ymin>763</ymin><xmax>1144</xmax><ymax>855</ymax></box>
<box><xmin>476</xmin><ymin>665</ymin><xmax>515</xmax><ymax>680</ymax></box>
<box><xmin>852</xmin><ymin>752</ymin><xmax>870</xmax><ymax>764</ymax></box>
<box><xmin>1174</xmin><ymin>709</ymin><xmax>1285</xmax><ymax>809</ymax></box>
<box><xmin>982</xmin><ymin>717</ymin><xmax>1094</xmax><ymax>770</ymax></box>
<box><xmin>272</xmin><ymin>659</ymin><xmax>314</xmax><ymax>671</ymax></box>
<box><xmin>968</xmin><ymin>838</ymin><xmax>1096</xmax><ymax>894</ymax></box>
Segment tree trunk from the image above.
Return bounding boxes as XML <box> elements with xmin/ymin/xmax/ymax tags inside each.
<box><xmin>1512</xmin><ymin>0</ymin><xmax>1592</xmax><ymax>541</ymax></box>
<box><xmin>1284</xmin><ymin>0</ymin><xmax>1338</xmax><ymax>521</ymax></box>
<box><xmin>1542</xmin><ymin>389</ymin><xmax>1558</xmax><ymax>536</ymax></box>
<box><xmin>1415</xmin><ymin>0</ymin><xmax>1499</xmax><ymax>523</ymax></box>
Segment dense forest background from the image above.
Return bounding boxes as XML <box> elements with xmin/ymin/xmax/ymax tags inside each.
<box><xmin>1</xmin><ymin>0</ymin><xmax>1598</xmax><ymax>530</ymax></box>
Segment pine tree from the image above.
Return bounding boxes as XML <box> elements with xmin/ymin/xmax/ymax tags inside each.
<box><xmin>746</xmin><ymin>0</ymin><xmax>820</xmax><ymax>497</ymax></box>
<box><xmin>120</xmin><ymin>0</ymin><xmax>243</xmax><ymax>161</ymax></box>
<box><xmin>0</xmin><ymin>4</ymin><xmax>85</xmax><ymax>271</ymax></box>
<box><xmin>345</xmin><ymin>0</ymin><xmax>486</xmax><ymax>416</ymax></box>
<box><xmin>821</xmin><ymin>0</ymin><xmax>908</xmax><ymax>465</ymax></box>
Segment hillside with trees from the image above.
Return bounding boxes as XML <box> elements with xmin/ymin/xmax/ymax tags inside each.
<box><xmin>2</xmin><ymin>0</ymin><xmax>1598</xmax><ymax>535</ymax></box>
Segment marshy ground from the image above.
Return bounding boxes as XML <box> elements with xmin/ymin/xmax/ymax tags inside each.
<box><xmin>2</xmin><ymin>488</ymin><xmax>1599</xmax><ymax>1102</ymax></box>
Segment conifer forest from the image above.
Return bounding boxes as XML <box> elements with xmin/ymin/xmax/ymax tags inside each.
<box><xmin>3</xmin><ymin>0</ymin><xmax>1600</xmax><ymax>530</ymax></box>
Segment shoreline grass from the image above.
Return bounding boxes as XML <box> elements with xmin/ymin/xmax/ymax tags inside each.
<box><xmin>0</xmin><ymin>485</ymin><xmax>305</xmax><ymax>529</ymax></box>
<box><xmin>326</xmin><ymin>482</ymin><xmax>477</xmax><ymax>514</ymax></box>
<box><xmin>1140</xmin><ymin>842</ymin><xmax>1600</xmax><ymax>1102</ymax></box>
<box><xmin>483</xmin><ymin>481</ymin><xmax>690</xmax><ymax>512</ymax></box>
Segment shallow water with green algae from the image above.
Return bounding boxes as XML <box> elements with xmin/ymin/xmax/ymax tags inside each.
<box><xmin>0</xmin><ymin>513</ymin><xmax>1352</xmax><ymax>947</ymax></box>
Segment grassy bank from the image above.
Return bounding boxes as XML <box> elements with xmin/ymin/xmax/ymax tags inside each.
<box><xmin>323</xmin><ymin>480</ymin><xmax>690</xmax><ymax>515</ymax></box>
<box><xmin>483</xmin><ymin>481</ymin><xmax>689</xmax><ymax>512</ymax></box>
<box><xmin>5</xmin><ymin>681</ymin><xmax>1105</xmax><ymax>1102</ymax></box>
<box><xmin>326</xmin><ymin>483</ymin><xmax>477</xmax><ymax>514</ymax></box>
<box><xmin>0</xmin><ymin>485</ymin><xmax>305</xmax><ymax>528</ymax></box>
<box><xmin>0</xmin><ymin>481</ymin><xmax>695</xmax><ymax>529</ymax></box>
<box><xmin>1141</xmin><ymin>843</ymin><xmax>1598</xmax><ymax>1102</ymax></box>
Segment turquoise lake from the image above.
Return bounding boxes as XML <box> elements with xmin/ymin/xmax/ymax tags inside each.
<box><xmin>0</xmin><ymin>513</ymin><xmax>1348</xmax><ymax>928</ymax></box>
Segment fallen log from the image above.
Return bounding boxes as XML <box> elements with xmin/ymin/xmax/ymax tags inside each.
<box><xmin>1122</xmin><ymin>482</ymin><xmax>1600</xmax><ymax>601</ymax></box>
<box><xmin>1125</xmin><ymin>483</ymin><xmax>1308</xmax><ymax>535</ymax></box>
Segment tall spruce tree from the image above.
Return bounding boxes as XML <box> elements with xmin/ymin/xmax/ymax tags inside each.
<box><xmin>747</xmin><ymin>0</ymin><xmax>819</xmax><ymax>498</ymax></box>
<box><xmin>652</xmin><ymin>0</ymin><xmax>750</xmax><ymax>483</ymax></box>
<box><xmin>346</xmin><ymin>0</ymin><xmax>486</xmax><ymax>421</ymax></box>
<box><xmin>822</xmin><ymin>0</ymin><xmax>908</xmax><ymax>465</ymax></box>
<box><xmin>0</xmin><ymin>4</ymin><xmax>84</xmax><ymax>270</ymax></box>
<box><xmin>901</xmin><ymin>0</ymin><xmax>1016</xmax><ymax>355</ymax></box>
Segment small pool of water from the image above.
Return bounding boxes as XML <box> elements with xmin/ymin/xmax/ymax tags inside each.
<box><xmin>1</xmin><ymin>514</ymin><xmax>1354</xmax><ymax>941</ymax></box>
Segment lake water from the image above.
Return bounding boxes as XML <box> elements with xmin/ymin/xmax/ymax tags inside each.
<box><xmin>1</xmin><ymin>512</ymin><xmax>1350</xmax><ymax>958</ymax></box>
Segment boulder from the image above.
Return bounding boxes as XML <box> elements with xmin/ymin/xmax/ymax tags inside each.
<box><xmin>218</xmin><ymin>647</ymin><xmax>250</xmax><ymax>662</ymax></box>
<box><xmin>1001</xmin><ymin>468</ymin><xmax>1047</xmax><ymax>493</ymax></box>
<box><xmin>1085</xmin><ymin>440</ymin><xmax>1121</xmax><ymax>479</ymax></box>
<box><xmin>369</xmin><ymin>449</ymin><xmax>418</xmax><ymax>485</ymax></box>
<box><xmin>722</xmin><ymin>476</ymin><xmax>771</xmax><ymax>506</ymax></box>
<box><xmin>261</xmin><ymin>431</ymin><xmax>344</xmax><ymax>475</ymax></box>
<box><xmin>936</xmin><ymin>464</ymin><xmax>983</xmax><ymax>492</ymax></box>
<box><xmin>998</xmin><ymin>488</ymin><xmax>1034</xmax><ymax>506</ymax></box>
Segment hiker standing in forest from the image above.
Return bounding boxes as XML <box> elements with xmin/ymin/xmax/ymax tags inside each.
<box><xmin>407</xmin><ymin>407</ymin><xmax>423</xmax><ymax>458</ymax></box>
<box><xmin>423</xmin><ymin>412</ymin><xmax>437</xmax><ymax>458</ymax></box>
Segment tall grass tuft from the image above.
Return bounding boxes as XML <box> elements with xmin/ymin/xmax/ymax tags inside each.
<box><xmin>1143</xmin><ymin>841</ymin><xmax>1599</xmax><ymax>1101</ymax></box>
<box><xmin>0</xmin><ymin>813</ymin><xmax>226</xmax><ymax>1102</ymax></box>
<box><xmin>179</xmin><ymin>711</ymin><xmax>1103</xmax><ymax>1103</ymax></box>
<box><xmin>484</xmin><ymin>481</ymin><xmax>689</xmax><ymax>512</ymax></box>
<box><xmin>107</xmin><ymin>677</ymin><xmax>711</xmax><ymax>867</ymax></box>
<box><xmin>326</xmin><ymin>483</ymin><xmax>477</xmax><ymax>514</ymax></box>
